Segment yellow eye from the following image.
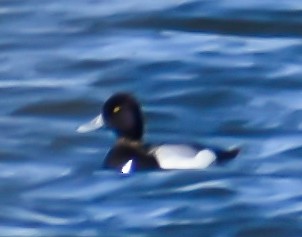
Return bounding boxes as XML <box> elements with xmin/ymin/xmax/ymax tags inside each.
<box><xmin>113</xmin><ymin>106</ymin><xmax>121</xmax><ymax>113</ymax></box>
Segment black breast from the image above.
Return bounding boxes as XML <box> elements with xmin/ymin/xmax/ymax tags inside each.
<box><xmin>103</xmin><ymin>144</ymin><xmax>160</xmax><ymax>172</ymax></box>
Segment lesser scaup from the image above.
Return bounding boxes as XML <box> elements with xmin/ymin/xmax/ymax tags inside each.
<box><xmin>77</xmin><ymin>93</ymin><xmax>239</xmax><ymax>174</ymax></box>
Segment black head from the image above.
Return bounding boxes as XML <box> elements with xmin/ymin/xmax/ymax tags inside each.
<box><xmin>102</xmin><ymin>93</ymin><xmax>144</xmax><ymax>140</ymax></box>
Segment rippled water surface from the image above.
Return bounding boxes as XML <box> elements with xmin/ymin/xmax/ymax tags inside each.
<box><xmin>1</xmin><ymin>0</ymin><xmax>302</xmax><ymax>236</ymax></box>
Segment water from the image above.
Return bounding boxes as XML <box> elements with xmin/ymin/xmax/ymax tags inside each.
<box><xmin>1</xmin><ymin>0</ymin><xmax>302</xmax><ymax>236</ymax></box>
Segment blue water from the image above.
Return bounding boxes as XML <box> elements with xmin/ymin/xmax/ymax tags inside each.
<box><xmin>1</xmin><ymin>0</ymin><xmax>302</xmax><ymax>236</ymax></box>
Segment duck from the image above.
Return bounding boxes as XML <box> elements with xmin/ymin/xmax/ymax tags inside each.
<box><xmin>77</xmin><ymin>93</ymin><xmax>239</xmax><ymax>174</ymax></box>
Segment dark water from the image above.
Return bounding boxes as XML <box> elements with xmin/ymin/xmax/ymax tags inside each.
<box><xmin>1</xmin><ymin>0</ymin><xmax>302</xmax><ymax>236</ymax></box>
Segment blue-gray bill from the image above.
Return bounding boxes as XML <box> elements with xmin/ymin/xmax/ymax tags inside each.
<box><xmin>76</xmin><ymin>114</ymin><xmax>104</xmax><ymax>133</ymax></box>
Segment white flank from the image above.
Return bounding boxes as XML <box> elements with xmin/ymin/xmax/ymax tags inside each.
<box><xmin>152</xmin><ymin>145</ymin><xmax>216</xmax><ymax>169</ymax></box>
<box><xmin>121</xmin><ymin>160</ymin><xmax>133</xmax><ymax>174</ymax></box>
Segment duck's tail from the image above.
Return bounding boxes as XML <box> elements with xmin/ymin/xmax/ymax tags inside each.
<box><xmin>215</xmin><ymin>147</ymin><xmax>240</xmax><ymax>164</ymax></box>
